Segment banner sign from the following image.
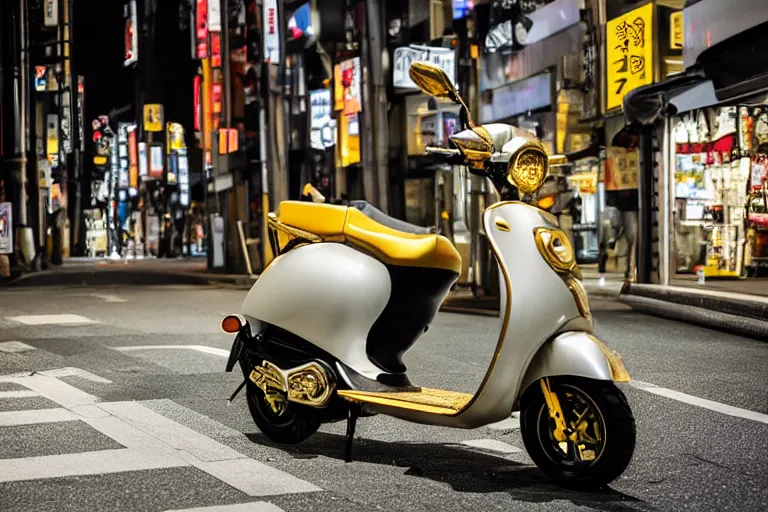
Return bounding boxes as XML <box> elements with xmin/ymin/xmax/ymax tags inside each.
<box><xmin>138</xmin><ymin>142</ymin><xmax>148</xmax><ymax>178</ymax></box>
<box><xmin>128</xmin><ymin>129</ymin><xmax>138</xmax><ymax>189</ymax></box>
<box><xmin>196</xmin><ymin>0</ymin><xmax>209</xmax><ymax>58</ymax></box>
<box><xmin>149</xmin><ymin>144</ymin><xmax>164</xmax><ymax>179</ymax></box>
<box><xmin>77</xmin><ymin>77</ymin><xmax>85</xmax><ymax>151</ymax></box>
<box><xmin>124</xmin><ymin>1</ymin><xmax>138</xmax><ymax>67</ymax></box>
<box><xmin>168</xmin><ymin>122</ymin><xmax>186</xmax><ymax>152</ymax></box>
<box><xmin>0</xmin><ymin>203</ymin><xmax>12</xmax><ymax>255</ymax></box>
<box><xmin>392</xmin><ymin>45</ymin><xmax>456</xmax><ymax>89</ymax></box>
<box><xmin>263</xmin><ymin>0</ymin><xmax>280</xmax><ymax>63</ymax></box>
<box><xmin>605</xmin><ymin>3</ymin><xmax>654</xmax><ymax>112</ymax></box>
<box><xmin>117</xmin><ymin>123</ymin><xmax>131</xmax><ymax>189</ymax></box>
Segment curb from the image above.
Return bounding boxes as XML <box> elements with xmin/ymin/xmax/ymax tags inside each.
<box><xmin>1</xmin><ymin>269</ymin><xmax>258</xmax><ymax>289</ymax></box>
<box><xmin>618</xmin><ymin>293</ymin><xmax>768</xmax><ymax>341</ymax></box>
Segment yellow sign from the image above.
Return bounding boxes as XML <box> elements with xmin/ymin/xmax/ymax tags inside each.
<box><xmin>167</xmin><ymin>122</ymin><xmax>186</xmax><ymax>152</ymax></box>
<box><xmin>606</xmin><ymin>3</ymin><xmax>654</xmax><ymax>112</ymax></box>
<box><xmin>93</xmin><ymin>155</ymin><xmax>108</xmax><ymax>166</ymax></box>
<box><xmin>670</xmin><ymin>11</ymin><xmax>683</xmax><ymax>50</ymax></box>
<box><xmin>143</xmin><ymin>104</ymin><xmax>164</xmax><ymax>132</ymax></box>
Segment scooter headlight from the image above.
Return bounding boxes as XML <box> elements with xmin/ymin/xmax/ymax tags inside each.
<box><xmin>507</xmin><ymin>144</ymin><xmax>549</xmax><ymax>195</ymax></box>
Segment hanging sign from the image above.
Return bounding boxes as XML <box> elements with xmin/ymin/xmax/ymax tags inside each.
<box><xmin>117</xmin><ymin>123</ymin><xmax>131</xmax><ymax>189</ymax></box>
<box><xmin>193</xmin><ymin>76</ymin><xmax>202</xmax><ymax>132</ymax></box>
<box><xmin>605</xmin><ymin>3</ymin><xmax>654</xmax><ymax>112</ymax></box>
<box><xmin>392</xmin><ymin>46</ymin><xmax>456</xmax><ymax>89</ymax></box>
<box><xmin>35</xmin><ymin>66</ymin><xmax>48</xmax><ymax>92</ymax></box>
<box><xmin>44</xmin><ymin>0</ymin><xmax>58</xmax><ymax>27</ymax></box>
<box><xmin>143</xmin><ymin>104</ymin><xmax>164</xmax><ymax>132</ymax></box>
<box><xmin>46</xmin><ymin>114</ymin><xmax>59</xmax><ymax>164</ymax></box>
<box><xmin>670</xmin><ymin>11</ymin><xmax>683</xmax><ymax>50</ymax></box>
<box><xmin>208</xmin><ymin>0</ymin><xmax>221</xmax><ymax>32</ymax></box>
<box><xmin>77</xmin><ymin>77</ymin><xmax>85</xmax><ymax>151</ymax></box>
<box><xmin>124</xmin><ymin>1</ymin><xmax>138</xmax><ymax>67</ymax></box>
<box><xmin>263</xmin><ymin>0</ymin><xmax>280</xmax><ymax>63</ymax></box>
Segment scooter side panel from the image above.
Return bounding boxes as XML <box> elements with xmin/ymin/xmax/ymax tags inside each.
<box><xmin>240</xmin><ymin>243</ymin><xmax>392</xmax><ymax>379</ymax></box>
<box><xmin>366</xmin><ymin>202</ymin><xmax>584</xmax><ymax>429</ymax></box>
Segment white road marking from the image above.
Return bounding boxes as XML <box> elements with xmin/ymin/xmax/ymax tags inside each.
<box><xmin>0</xmin><ymin>449</ymin><xmax>188</xmax><ymax>483</ymax></box>
<box><xmin>165</xmin><ymin>503</ymin><xmax>285</xmax><ymax>512</ymax></box>
<box><xmin>0</xmin><ymin>408</ymin><xmax>79</xmax><ymax>426</ymax></box>
<box><xmin>0</xmin><ymin>390</ymin><xmax>39</xmax><ymax>399</ymax></box>
<box><xmin>113</xmin><ymin>345</ymin><xmax>230</xmax><ymax>358</ymax></box>
<box><xmin>630</xmin><ymin>380</ymin><xmax>768</xmax><ymax>425</ymax></box>
<box><xmin>0</xmin><ymin>341</ymin><xmax>36</xmax><ymax>353</ymax></box>
<box><xmin>6</xmin><ymin>314</ymin><xmax>98</xmax><ymax>325</ymax></box>
<box><xmin>36</xmin><ymin>367</ymin><xmax>112</xmax><ymax>383</ymax></box>
<box><xmin>487</xmin><ymin>416</ymin><xmax>520</xmax><ymax>430</ymax></box>
<box><xmin>0</xmin><ymin>367</ymin><xmax>322</xmax><ymax>496</ymax></box>
<box><xmin>461</xmin><ymin>439</ymin><xmax>522</xmax><ymax>454</ymax></box>
<box><xmin>91</xmin><ymin>293</ymin><xmax>127</xmax><ymax>303</ymax></box>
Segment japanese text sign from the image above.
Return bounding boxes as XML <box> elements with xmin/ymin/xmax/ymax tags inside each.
<box><xmin>606</xmin><ymin>3</ymin><xmax>654</xmax><ymax>112</ymax></box>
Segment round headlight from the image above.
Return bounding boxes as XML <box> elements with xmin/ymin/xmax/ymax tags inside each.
<box><xmin>507</xmin><ymin>147</ymin><xmax>548</xmax><ymax>195</ymax></box>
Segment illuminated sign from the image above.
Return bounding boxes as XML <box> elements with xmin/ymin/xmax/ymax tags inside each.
<box><xmin>392</xmin><ymin>46</ymin><xmax>456</xmax><ymax>89</ymax></box>
<box><xmin>263</xmin><ymin>0</ymin><xmax>280</xmax><ymax>63</ymax></box>
<box><xmin>605</xmin><ymin>3</ymin><xmax>654</xmax><ymax>112</ymax></box>
<box><xmin>670</xmin><ymin>11</ymin><xmax>683</xmax><ymax>50</ymax></box>
<box><xmin>124</xmin><ymin>1</ymin><xmax>138</xmax><ymax>67</ymax></box>
<box><xmin>143</xmin><ymin>104</ymin><xmax>164</xmax><ymax>132</ymax></box>
<box><xmin>196</xmin><ymin>0</ymin><xmax>209</xmax><ymax>58</ymax></box>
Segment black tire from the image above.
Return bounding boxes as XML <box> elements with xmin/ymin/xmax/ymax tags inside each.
<box><xmin>521</xmin><ymin>377</ymin><xmax>635</xmax><ymax>489</ymax></box>
<box><xmin>245</xmin><ymin>380</ymin><xmax>321</xmax><ymax>444</ymax></box>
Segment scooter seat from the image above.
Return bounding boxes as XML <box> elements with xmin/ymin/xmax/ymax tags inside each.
<box><xmin>276</xmin><ymin>201</ymin><xmax>461</xmax><ymax>273</ymax></box>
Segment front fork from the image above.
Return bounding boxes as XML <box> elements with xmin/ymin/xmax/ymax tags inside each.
<box><xmin>540</xmin><ymin>377</ymin><xmax>575</xmax><ymax>443</ymax></box>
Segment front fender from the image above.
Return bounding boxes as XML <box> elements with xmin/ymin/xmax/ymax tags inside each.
<box><xmin>518</xmin><ymin>331</ymin><xmax>631</xmax><ymax>395</ymax></box>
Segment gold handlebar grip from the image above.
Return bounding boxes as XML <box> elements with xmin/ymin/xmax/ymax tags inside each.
<box><xmin>548</xmin><ymin>155</ymin><xmax>569</xmax><ymax>167</ymax></box>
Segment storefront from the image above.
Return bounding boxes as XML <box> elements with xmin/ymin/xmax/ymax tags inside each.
<box><xmin>621</xmin><ymin>0</ymin><xmax>768</xmax><ymax>290</ymax></box>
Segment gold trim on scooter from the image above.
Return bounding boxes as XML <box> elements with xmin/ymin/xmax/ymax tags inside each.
<box><xmin>337</xmin><ymin>388</ymin><xmax>473</xmax><ymax>415</ymax></box>
<box><xmin>250</xmin><ymin>360</ymin><xmax>335</xmax><ymax>415</ymax></box>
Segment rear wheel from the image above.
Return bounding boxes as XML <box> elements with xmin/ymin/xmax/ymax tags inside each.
<box><xmin>245</xmin><ymin>380</ymin><xmax>320</xmax><ymax>444</ymax></box>
<box><xmin>521</xmin><ymin>377</ymin><xmax>635</xmax><ymax>489</ymax></box>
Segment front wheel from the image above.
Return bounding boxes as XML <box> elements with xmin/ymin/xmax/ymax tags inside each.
<box><xmin>521</xmin><ymin>377</ymin><xmax>635</xmax><ymax>489</ymax></box>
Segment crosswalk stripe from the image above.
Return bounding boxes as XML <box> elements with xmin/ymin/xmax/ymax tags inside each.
<box><xmin>0</xmin><ymin>449</ymin><xmax>188</xmax><ymax>483</ymax></box>
<box><xmin>6</xmin><ymin>314</ymin><xmax>98</xmax><ymax>325</ymax></box>
<box><xmin>461</xmin><ymin>439</ymin><xmax>522</xmax><ymax>455</ymax></box>
<box><xmin>0</xmin><ymin>341</ymin><xmax>36</xmax><ymax>353</ymax></box>
<box><xmin>0</xmin><ymin>408</ymin><xmax>79</xmax><ymax>426</ymax></box>
<box><xmin>0</xmin><ymin>390</ymin><xmax>39</xmax><ymax>399</ymax></box>
<box><xmin>113</xmin><ymin>345</ymin><xmax>230</xmax><ymax>358</ymax></box>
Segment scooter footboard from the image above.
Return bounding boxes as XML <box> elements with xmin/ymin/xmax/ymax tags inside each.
<box><xmin>518</xmin><ymin>331</ymin><xmax>631</xmax><ymax>395</ymax></box>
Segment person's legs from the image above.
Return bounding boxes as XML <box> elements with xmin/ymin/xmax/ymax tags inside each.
<box><xmin>623</xmin><ymin>210</ymin><xmax>639</xmax><ymax>279</ymax></box>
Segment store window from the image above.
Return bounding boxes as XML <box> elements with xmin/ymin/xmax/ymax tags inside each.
<box><xmin>671</xmin><ymin>105</ymin><xmax>768</xmax><ymax>283</ymax></box>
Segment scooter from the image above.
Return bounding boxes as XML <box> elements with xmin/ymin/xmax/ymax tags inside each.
<box><xmin>222</xmin><ymin>62</ymin><xmax>636</xmax><ymax>488</ymax></box>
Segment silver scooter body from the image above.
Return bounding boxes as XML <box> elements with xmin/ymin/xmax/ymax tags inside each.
<box><xmin>239</xmin><ymin>201</ymin><xmax>616</xmax><ymax>429</ymax></box>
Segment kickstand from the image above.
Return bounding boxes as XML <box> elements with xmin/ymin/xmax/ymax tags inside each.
<box><xmin>344</xmin><ymin>405</ymin><xmax>359</xmax><ymax>463</ymax></box>
<box><xmin>227</xmin><ymin>378</ymin><xmax>248</xmax><ymax>404</ymax></box>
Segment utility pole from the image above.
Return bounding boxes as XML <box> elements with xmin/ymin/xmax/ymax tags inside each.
<box><xmin>365</xmin><ymin>0</ymin><xmax>388</xmax><ymax>212</ymax></box>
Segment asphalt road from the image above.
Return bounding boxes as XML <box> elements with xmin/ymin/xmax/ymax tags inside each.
<box><xmin>0</xmin><ymin>284</ymin><xmax>766</xmax><ymax>512</ymax></box>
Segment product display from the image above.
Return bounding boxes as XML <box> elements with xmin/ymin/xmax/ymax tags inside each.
<box><xmin>672</xmin><ymin>105</ymin><xmax>768</xmax><ymax>279</ymax></box>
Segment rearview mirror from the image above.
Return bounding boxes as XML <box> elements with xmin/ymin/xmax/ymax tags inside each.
<box><xmin>408</xmin><ymin>62</ymin><xmax>460</xmax><ymax>103</ymax></box>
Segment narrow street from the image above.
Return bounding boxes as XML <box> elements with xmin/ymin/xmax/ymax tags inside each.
<box><xmin>0</xmin><ymin>283</ymin><xmax>766</xmax><ymax>512</ymax></box>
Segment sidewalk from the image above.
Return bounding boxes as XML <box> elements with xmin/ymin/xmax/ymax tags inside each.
<box><xmin>1</xmin><ymin>257</ymin><xmax>258</xmax><ymax>288</ymax></box>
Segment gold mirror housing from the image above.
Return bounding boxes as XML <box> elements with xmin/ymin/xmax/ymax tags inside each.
<box><xmin>408</xmin><ymin>62</ymin><xmax>460</xmax><ymax>102</ymax></box>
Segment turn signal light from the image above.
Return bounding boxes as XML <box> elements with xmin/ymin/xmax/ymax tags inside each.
<box><xmin>221</xmin><ymin>314</ymin><xmax>245</xmax><ymax>333</ymax></box>
<box><xmin>537</xmin><ymin>195</ymin><xmax>556</xmax><ymax>210</ymax></box>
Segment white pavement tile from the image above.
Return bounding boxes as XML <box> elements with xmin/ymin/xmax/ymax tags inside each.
<box><xmin>6</xmin><ymin>314</ymin><xmax>98</xmax><ymax>325</ymax></box>
<box><xmin>193</xmin><ymin>458</ymin><xmax>321</xmax><ymax>497</ymax></box>
<box><xmin>164</xmin><ymin>503</ymin><xmax>285</xmax><ymax>512</ymax></box>
<box><xmin>0</xmin><ymin>448</ymin><xmax>188</xmax><ymax>483</ymax></box>
<box><xmin>9</xmin><ymin>374</ymin><xmax>100</xmax><ymax>408</ymax></box>
<box><xmin>0</xmin><ymin>407</ymin><xmax>79</xmax><ymax>427</ymax></box>
<box><xmin>0</xmin><ymin>341</ymin><xmax>36</xmax><ymax>353</ymax></box>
